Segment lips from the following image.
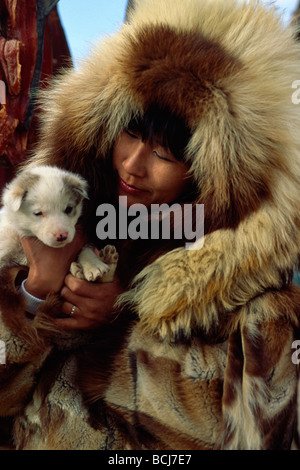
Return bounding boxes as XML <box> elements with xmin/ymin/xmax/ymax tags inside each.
<box><xmin>118</xmin><ymin>176</ymin><xmax>149</xmax><ymax>195</ymax></box>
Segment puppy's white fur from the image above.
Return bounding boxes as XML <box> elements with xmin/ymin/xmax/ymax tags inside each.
<box><xmin>0</xmin><ymin>165</ymin><xmax>115</xmax><ymax>282</ymax></box>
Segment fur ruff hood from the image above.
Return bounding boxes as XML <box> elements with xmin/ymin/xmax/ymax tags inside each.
<box><xmin>26</xmin><ymin>0</ymin><xmax>300</xmax><ymax>341</ymax></box>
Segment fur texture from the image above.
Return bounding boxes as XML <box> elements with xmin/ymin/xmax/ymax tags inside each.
<box><xmin>23</xmin><ymin>0</ymin><xmax>300</xmax><ymax>342</ymax></box>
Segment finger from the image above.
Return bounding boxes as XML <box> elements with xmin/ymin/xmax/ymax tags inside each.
<box><xmin>53</xmin><ymin>316</ymin><xmax>85</xmax><ymax>330</ymax></box>
<box><xmin>61</xmin><ymin>300</ymin><xmax>96</xmax><ymax>322</ymax></box>
<box><xmin>61</xmin><ymin>296</ymin><xmax>97</xmax><ymax>322</ymax></box>
<box><xmin>64</xmin><ymin>274</ymin><xmax>105</xmax><ymax>299</ymax></box>
<box><xmin>54</xmin><ymin>304</ymin><xmax>97</xmax><ymax>331</ymax></box>
<box><xmin>61</xmin><ymin>301</ymin><xmax>78</xmax><ymax>318</ymax></box>
<box><xmin>61</xmin><ymin>289</ymin><xmax>98</xmax><ymax>318</ymax></box>
<box><xmin>55</xmin><ymin>302</ymin><xmax>86</xmax><ymax>330</ymax></box>
<box><xmin>61</xmin><ymin>285</ymin><xmax>85</xmax><ymax>308</ymax></box>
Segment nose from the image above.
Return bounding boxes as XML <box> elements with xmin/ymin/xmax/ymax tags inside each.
<box><xmin>123</xmin><ymin>142</ymin><xmax>147</xmax><ymax>177</ymax></box>
<box><xmin>55</xmin><ymin>232</ymin><xmax>68</xmax><ymax>242</ymax></box>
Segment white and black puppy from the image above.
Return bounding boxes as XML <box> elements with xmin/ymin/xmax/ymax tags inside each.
<box><xmin>0</xmin><ymin>165</ymin><xmax>117</xmax><ymax>282</ymax></box>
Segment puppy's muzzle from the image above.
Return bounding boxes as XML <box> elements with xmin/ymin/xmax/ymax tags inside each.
<box><xmin>55</xmin><ymin>232</ymin><xmax>69</xmax><ymax>242</ymax></box>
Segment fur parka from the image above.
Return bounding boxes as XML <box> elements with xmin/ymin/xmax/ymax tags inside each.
<box><xmin>1</xmin><ymin>0</ymin><xmax>300</xmax><ymax>450</ymax></box>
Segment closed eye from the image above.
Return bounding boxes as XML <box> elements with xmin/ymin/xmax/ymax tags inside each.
<box><xmin>125</xmin><ymin>129</ymin><xmax>139</xmax><ymax>139</ymax></box>
<box><xmin>153</xmin><ymin>150</ymin><xmax>173</xmax><ymax>162</ymax></box>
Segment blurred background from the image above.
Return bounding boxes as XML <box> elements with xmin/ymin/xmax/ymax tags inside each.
<box><xmin>57</xmin><ymin>0</ymin><xmax>299</xmax><ymax>67</ymax></box>
<box><xmin>58</xmin><ymin>0</ymin><xmax>129</xmax><ymax>67</ymax></box>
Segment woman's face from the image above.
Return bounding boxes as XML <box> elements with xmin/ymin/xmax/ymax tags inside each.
<box><xmin>112</xmin><ymin>129</ymin><xmax>191</xmax><ymax>208</ymax></box>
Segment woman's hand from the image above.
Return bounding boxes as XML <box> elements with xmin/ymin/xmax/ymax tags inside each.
<box><xmin>20</xmin><ymin>231</ymin><xmax>122</xmax><ymax>330</ymax></box>
<box><xmin>55</xmin><ymin>274</ymin><xmax>124</xmax><ymax>330</ymax></box>
<box><xmin>20</xmin><ymin>230</ymin><xmax>87</xmax><ymax>299</ymax></box>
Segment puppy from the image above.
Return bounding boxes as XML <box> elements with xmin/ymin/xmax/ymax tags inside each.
<box><xmin>0</xmin><ymin>165</ymin><xmax>118</xmax><ymax>283</ymax></box>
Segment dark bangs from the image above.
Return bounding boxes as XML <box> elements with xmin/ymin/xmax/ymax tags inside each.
<box><xmin>127</xmin><ymin>105</ymin><xmax>191</xmax><ymax>162</ymax></box>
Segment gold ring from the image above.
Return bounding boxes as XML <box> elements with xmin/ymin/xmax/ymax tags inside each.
<box><xmin>70</xmin><ymin>305</ymin><xmax>76</xmax><ymax>316</ymax></box>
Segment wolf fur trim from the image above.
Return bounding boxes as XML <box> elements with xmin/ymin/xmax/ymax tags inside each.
<box><xmin>26</xmin><ymin>0</ymin><xmax>300</xmax><ymax>341</ymax></box>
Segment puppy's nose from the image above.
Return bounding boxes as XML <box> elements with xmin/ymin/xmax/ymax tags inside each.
<box><xmin>56</xmin><ymin>232</ymin><xmax>68</xmax><ymax>242</ymax></box>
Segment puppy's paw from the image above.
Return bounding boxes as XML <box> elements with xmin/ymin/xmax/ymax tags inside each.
<box><xmin>98</xmin><ymin>245</ymin><xmax>118</xmax><ymax>282</ymax></box>
<box><xmin>72</xmin><ymin>244</ymin><xmax>118</xmax><ymax>283</ymax></box>
<box><xmin>81</xmin><ymin>258</ymin><xmax>110</xmax><ymax>282</ymax></box>
<box><xmin>98</xmin><ymin>244</ymin><xmax>119</xmax><ymax>265</ymax></box>
<box><xmin>70</xmin><ymin>261</ymin><xmax>84</xmax><ymax>280</ymax></box>
<box><xmin>71</xmin><ymin>245</ymin><xmax>109</xmax><ymax>282</ymax></box>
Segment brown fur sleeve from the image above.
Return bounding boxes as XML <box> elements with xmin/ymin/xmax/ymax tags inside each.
<box><xmin>0</xmin><ymin>266</ymin><xmax>53</xmax><ymax>417</ymax></box>
<box><xmin>76</xmin><ymin>287</ymin><xmax>300</xmax><ymax>450</ymax></box>
<box><xmin>118</xmin><ymin>203</ymin><xmax>299</xmax><ymax>343</ymax></box>
<box><xmin>217</xmin><ymin>286</ymin><xmax>300</xmax><ymax>449</ymax></box>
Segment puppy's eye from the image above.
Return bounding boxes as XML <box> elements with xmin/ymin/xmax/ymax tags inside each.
<box><xmin>34</xmin><ymin>211</ymin><xmax>43</xmax><ymax>217</ymax></box>
<box><xmin>65</xmin><ymin>206</ymin><xmax>73</xmax><ymax>215</ymax></box>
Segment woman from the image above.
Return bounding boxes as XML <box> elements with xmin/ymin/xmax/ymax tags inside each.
<box><xmin>0</xmin><ymin>0</ymin><xmax>300</xmax><ymax>450</ymax></box>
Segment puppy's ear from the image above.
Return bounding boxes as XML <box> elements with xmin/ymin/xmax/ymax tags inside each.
<box><xmin>2</xmin><ymin>172</ymin><xmax>39</xmax><ymax>212</ymax></box>
<box><xmin>64</xmin><ymin>173</ymin><xmax>89</xmax><ymax>200</ymax></box>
